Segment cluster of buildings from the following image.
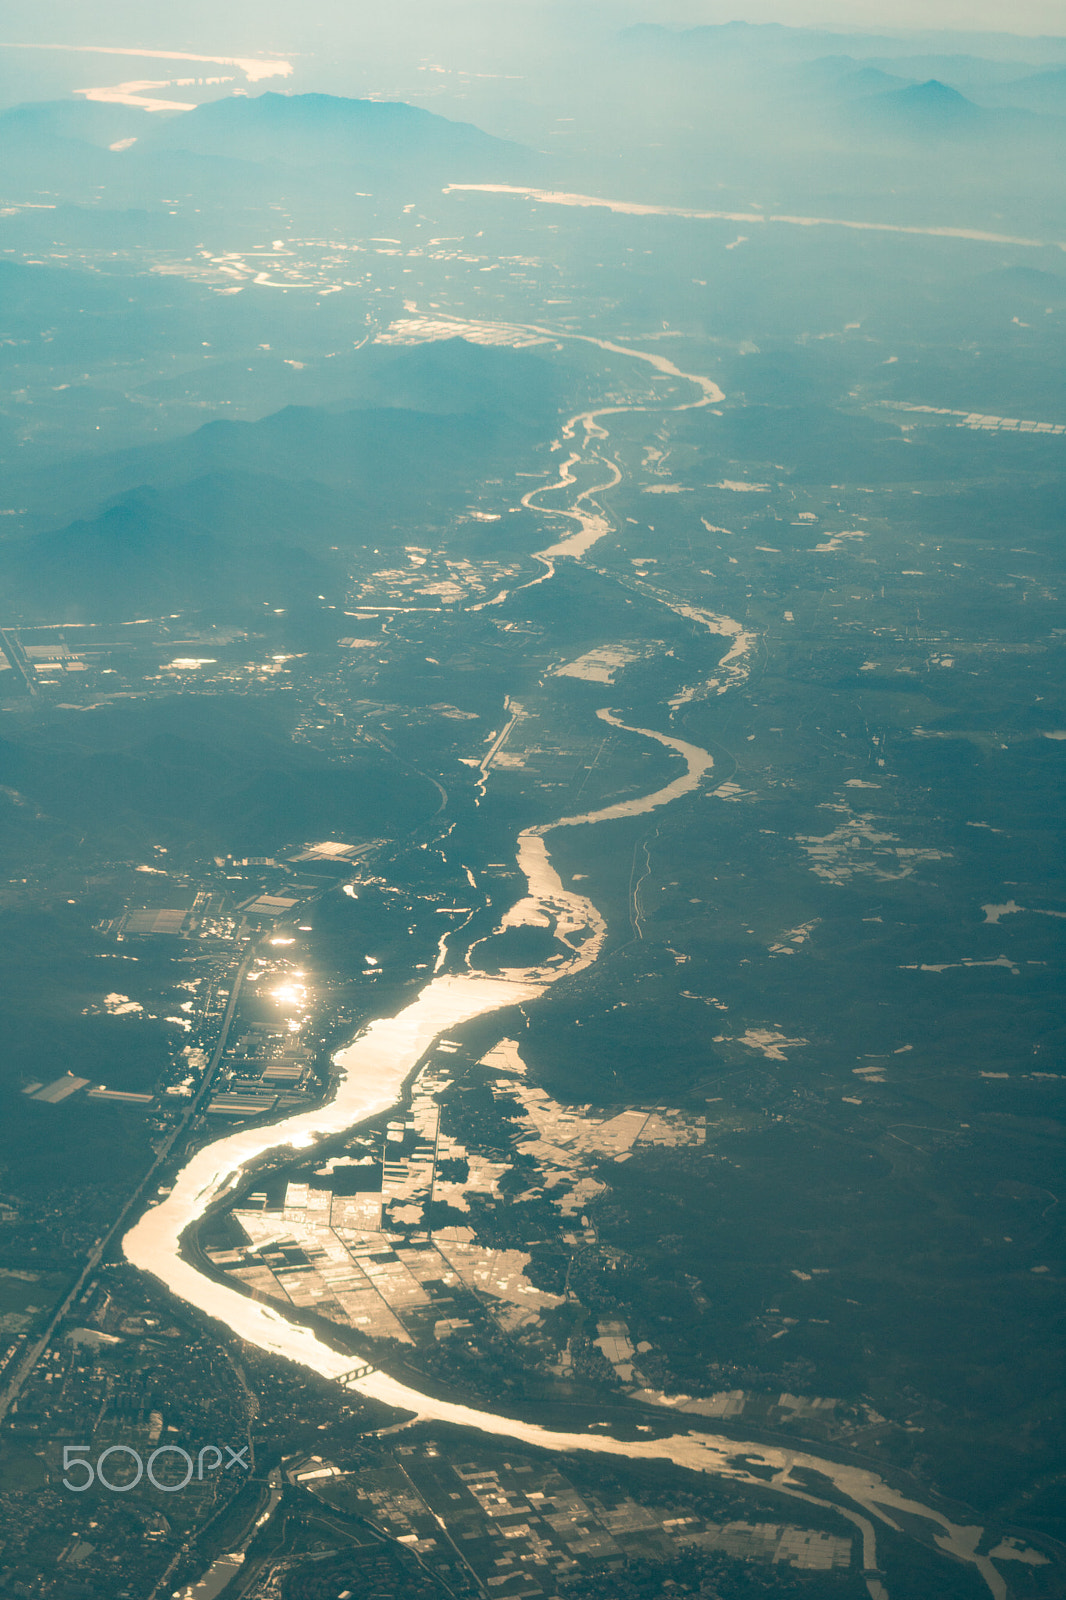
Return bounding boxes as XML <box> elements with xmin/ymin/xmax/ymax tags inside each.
<box><xmin>278</xmin><ymin>1439</ymin><xmax>854</xmax><ymax>1598</ymax></box>
<box><xmin>206</xmin><ymin>1027</ymin><xmax>316</xmax><ymax>1121</ymax></box>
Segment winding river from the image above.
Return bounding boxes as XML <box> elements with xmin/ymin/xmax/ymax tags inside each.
<box><xmin>123</xmin><ymin>335</ymin><xmax>1007</xmax><ymax>1600</ymax></box>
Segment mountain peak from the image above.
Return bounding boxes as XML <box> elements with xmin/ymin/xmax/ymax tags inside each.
<box><xmin>866</xmin><ymin>77</ymin><xmax>986</xmax><ymax>132</ymax></box>
<box><xmin>884</xmin><ymin>78</ymin><xmax>981</xmax><ymax>112</ymax></box>
<box><xmin>908</xmin><ymin>78</ymin><xmax>975</xmax><ymax>102</ymax></box>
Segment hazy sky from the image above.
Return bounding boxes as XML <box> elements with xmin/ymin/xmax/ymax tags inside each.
<box><xmin>657</xmin><ymin>0</ymin><xmax>1065</xmax><ymax>32</ymax></box>
<box><xmin>8</xmin><ymin>0</ymin><xmax>1066</xmax><ymax>41</ymax></box>
<box><xmin>2</xmin><ymin>0</ymin><xmax>1062</xmax><ymax>115</ymax></box>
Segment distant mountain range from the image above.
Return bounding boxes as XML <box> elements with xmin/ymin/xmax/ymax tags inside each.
<box><xmin>0</xmin><ymin>338</ymin><xmax>560</xmax><ymax>623</ymax></box>
<box><xmin>0</xmin><ymin>405</ymin><xmax>508</xmax><ymax>621</ymax></box>
<box><xmin>611</xmin><ymin>25</ymin><xmax>1066</xmax><ymax>152</ymax></box>
<box><xmin>615</xmin><ymin>22</ymin><xmax>1066</xmax><ymax>132</ymax></box>
<box><xmin>0</xmin><ymin>91</ymin><xmax>533</xmax><ymax>205</ymax></box>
